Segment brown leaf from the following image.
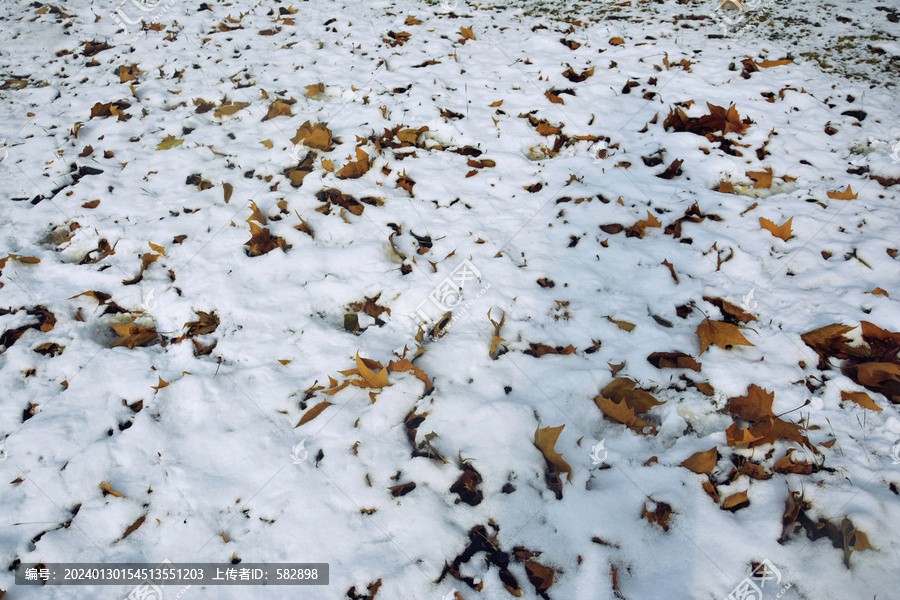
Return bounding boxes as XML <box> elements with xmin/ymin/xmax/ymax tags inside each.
<box><xmin>336</xmin><ymin>147</ymin><xmax>371</xmax><ymax>179</ymax></box>
<box><xmin>727</xmin><ymin>384</ymin><xmax>775</xmax><ymax>422</ymax></box>
<box><xmin>213</xmin><ymin>101</ymin><xmax>250</xmax><ymax>117</ymax></box>
<box><xmin>184</xmin><ymin>311</ymin><xmax>219</xmax><ymax>336</ymax></box>
<box><xmin>263</xmin><ymin>99</ymin><xmax>293</xmax><ymax>121</ymax></box>
<box><xmin>642</xmin><ymin>501</ymin><xmax>672</xmax><ymax>531</ymax></box>
<box><xmin>245</xmin><ymin>222</ymin><xmax>291</xmax><ymax>256</ymax></box>
<box><xmin>524</xmin><ymin>561</ymin><xmax>555</xmax><ymax>591</ymax></box>
<box><xmin>223</xmin><ymin>182</ymin><xmax>233</xmax><ymax>203</ymax></box>
<box><xmin>561</xmin><ymin>66</ymin><xmax>594</xmax><ymax>82</ymax></box>
<box><xmin>680</xmin><ymin>448</ymin><xmax>718</xmax><ymax>474</ymax></box>
<box><xmin>625</xmin><ymin>211</ymin><xmax>662</xmax><ymax>238</ymax></box>
<box><xmin>460</xmin><ymin>26</ymin><xmax>476</xmax><ymax>40</ymax></box>
<box><xmin>296</xmin><ymin>400</ymin><xmax>332</xmax><ymax>426</ymax></box>
<box><xmin>291</xmin><ymin>121</ymin><xmax>334</xmax><ymax>151</ymax></box>
<box><xmin>109</xmin><ymin>320</ymin><xmax>159</xmax><ymax>349</ymax></box>
<box><xmin>702</xmin><ymin>296</ymin><xmax>757</xmax><ymax>324</ymax></box>
<box><xmin>695</xmin><ymin>318</ymin><xmax>754</xmax><ymax>355</ymax></box>
<box><xmin>602</xmin><ymin>378</ymin><xmax>665</xmax><ymax>413</ymax></box>
<box><xmin>773</xmin><ymin>449</ymin><xmax>814</xmax><ymax>474</ymax></box>
<box><xmin>595</xmin><ymin>395</ymin><xmax>654</xmax><ymax>434</ymax></box>
<box><xmin>534</xmin><ymin>424</ymin><xmax>573</xmax><ymax>484</ymax></box>
<box><xmin>840</xmin><ymin>390</ymin><xmax>882</xmax><ymax>411</ymax></box>
<box><xmin>524</xmin><ymin>343</ymin><xmax>576</xmax><ymax>357</ymax></box>
<box><xmin>388</xmin><ymin>481</ymin><xmax>416</xmax><ymax>497</ymax></box>
<box><xmin>760</xmin><ymin>216</ymin><xmax>794</xmax><ymax>241</ymax></box>
<box><xmin>116</xmin><ymin>514</ymin><xmax>147</xmax><ymax>542</ymax></box>
<box><xmin>355</xmin><ymin>352</ymin><xmax>390</xmax><ymax>388</ymax></box>
<box><xmin>722</xmin><ymin>490</ymin><xmax>750</xmax><ymax>511</ymax></box>
<box><xmin>647</xmin><ymin>351</ymin><xmax>701</xmax><ymax>371</ymax></box>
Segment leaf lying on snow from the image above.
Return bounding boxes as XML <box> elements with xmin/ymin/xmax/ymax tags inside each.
<box><xmin>336</xmin><ymin>147</ymin><xmax>371</xmax><ymax>179</ymax></box>
<box><xmin>759</xmin><ymin>216</ymin><xmax>794</xmax><ymax>241</ymax></box>
<box><xmin>524</xmin><ymin>343</ymin><xmax>576</xmax><ymax>357</ymax></box>
<box><xmin>702</xmin><ymin>296</ymin><xmax>757</xmax><ymax>324</ymax></box>
<box><xmin>245</xmin><ymin>222</ymin><xmax>291</xmax><ymax>256</ymax></box>
<box><xmin>695</xmin><ymin>318</ymin><xmax>754</xmax><ymax>355</ymax></box>
<box><xmin>680</xmin><ymin>448</ymin><xmax>718</xmax><ymax>474</ymax></box>
<box><xmin>109</xmin><ymin>319</ymin><xmax>159</xmax><ymax>349</ymax></box>
<box><xmin>296</xmin><ymin>400</ymin><xmax>332</xmax><ymax>427</ymax></box>
<box><xmin>534</xmin><ymin>424</ymin><xmax>572</xmax><ymax>484</ymax></box>
<box><xmin>602</xmin><ymin>377</ymin><xmax>665</xmax><ymax>413</ymax></box>
<box><xmin>291</xmin><ymin>121</ymin><xmax>334</xmax><ymax>151</ymax></box>
<box><xmin>840</xmin><ymin>390</ymin><xmax>882</xmax><ymax>411</ymax></box>
<box><xmin>647</xmin><ymin>351</ymin><xmax>701</xmax><ymax>371</ymax></box>
<box><xmin>594</xmin><ymin>395</ymin><xmax>654</xmax><ymax>435</ymax></box>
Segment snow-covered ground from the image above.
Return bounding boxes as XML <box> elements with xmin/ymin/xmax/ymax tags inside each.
<box><xmin>1</xmin><ymin>0</ymin><xmax>899</xmax><ymax>598</ymax></box>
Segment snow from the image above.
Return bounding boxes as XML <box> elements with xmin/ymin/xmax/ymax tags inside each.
<box><xmin>1</xmin><ymin>0</ymin><xmax>899</xmax><ymax>598</ymax></box>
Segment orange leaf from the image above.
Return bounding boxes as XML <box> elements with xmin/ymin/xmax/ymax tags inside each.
<box><xmin>355</xmin><ymin>352</ymin><xmax>390</xmax><ymax>388</ymax></box>
<box><xmin>460</xmin><ymin>26</ymin><xmax>476</xmax><ymax>40</ymax></box>
<box><xmin>827</xmin><ymin>185</ymin><xmax>858</xmax><ymax>200</ymax></box>
<box><xmin>746</xmin><ymin>167</ymin><xmax>773</xmax><ymax>189</ymax></box>
<box><xmin>759</xmin><ymin>216</ymin><xmax>793</xmax><ymax>241</ymax></box>
<box><xmin>727</xmin><ymin>384</ymin><xmax>775</xmax><ymax>422</ymax></box>
<box><xmin>100</xmin><ymin>481</ymin><xmax>126</xmax><ymax>498</ymax></box>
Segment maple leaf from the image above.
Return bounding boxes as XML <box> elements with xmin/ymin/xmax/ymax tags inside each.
<box><xmin>746</xmin><ymin>167</ymin><xmax>773</xmax><ymax>189</ymax></box>
<box><xmin>263</xmin><ymin>99</ymin><xmax>293</xmax><ymax>121</ymax></box>
<box><xmin>109</xmin><ymin>320</ymin><xmax>159</xmax><ymax>349</ymax></box>
<box><xmin>354</xmin><ymin>352</ymin><xmax>390</xmax><ymax>388</ymax></box>
<box><xmin>625</xmin><ymin>211</ymin><xmax>661</xmax><ymax>238</ymax></box>
<box><xmin>695</xmin><ymin>318</ymin><xmax>754</xmax><ymax>355</ymax></box>
<box><xmin>245</xmin><ymin>222</ymin><xmax>291</xmax><ymax>256</ymax></box>
<box><xmin>336</xmin><ymin>147</ymin><xmax>371</xmax><ymax>179</ymax></box>
<box><xmin>827</xmin><ymin>185</ymin><xmax>858</xmax><ymax>200</ymax></box>
<box><xmin>534</xmin><ymin>424</ymin><xmax>572</xmax><ymax>484</ymax></box>
<box><xmin>727</xmin><ymin>384</ymin><xmax>775</xmax><ymax>422</ymax></box>
<box><xmin>760</xmin><ymin>216</ymin><xmax>793</xmax><ymax>241</ymax></box>
<box><xmin>304</xmin><ymin>83</ymin><xmax>325</xmax><ymax>97</ymax></box>
<box><xmin>283</xmin><ymin>151</ymin><xmax>316</xmax><ymax>188</ymax></box>
<box><xmin>702</xmin><ymin>296</ymin><xmax>757</xmax><ymax>324</ymax></box>
<box><xmin>595</xmin><ymin>395</ymin><xmax>654</xmax><ymax>434</ymax></box>
<box><xmin>602</xmin><ymin>377</ymin><xmax>664</xmax><ymax>413</ymax></box>
<box><xmin>291</xmin><ymin>121</ymin><xmax>334</xmax><ymax>151</ymax></box>
<box><xmin>460</xmin><ymin>26</ymin><xmax>476</xmax><ymax>40</ymax></box>
<box><xmin>725</xmin><ymin>422</ymin><xmax>764</xmax><ymax>446</ymax></box>
<box><xmin>387</xmin><ymin>358</ymin><xmax>433</xmax><ymax>393</ymax></box>
<box><xmin>680</xmin><ymin>448</ymin><xmax>718</xmax><ymax>474</ymax></box>
<box><xmin>156</xmin><ymin>135</ymin><xmax>183</xmax><ymax>150</ymax></box>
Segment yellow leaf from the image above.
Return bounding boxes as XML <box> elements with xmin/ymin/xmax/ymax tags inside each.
<box><xmin>260</xmin><ymin>139</ymin><xmax>273</xmax><ymax>149</ymax></box>
<box><xmin>248</xmin><ymin>201</ymin><xmax>267</xmax><ymax>225</ymax></box>
<box><xmin>490</xmin><ymin>100</ymin><xmax>504</xmax><ymax>107</ymax></box>
<box><xmin>460</xmin><ymin>26</ymin><xmax>476</xmax><ymax>40</ymax></box>
<box><xmin>356</xmin><ymin>352</ymin><xmax>390</xmax><ymax>388</ymax></box>
<box><xmin>534</xmin><ymin>424</ymin><xmax>572</xmax><ymax>484</ymax></box>
<box><xmin>609</xmin><ymin>36</ymin><xmax>625</xmax><ymax>45</ymax></box>
<box><xmin>100</xmin><ymin>481</ymin><xmax>126</xmax><ymax>498</ymax></box>
<box><xmin>213</xmin><ymin>102</ymin><xmax>250</xmax><ymax>117</ymax></box>
<box><xmin>759</xmin><ymin>216</ymin><xmax>793</xmax><ymax>241</ymax></box>
<box><xmin>722</xmin><ymin>490</ymin><xmax>750</xmax><ymax>510</ymax></box>
<box><xmin>148</xmin><ymin>242</ymin><xmax>165</xmax><ymax>255</ymax></box>
<box><xmin>868</xmin><ymin>288</ymin><xmax>889</xmax><ymax>298</ymax></box>
<box><xmin>827</xmin><ymin>185</ymin><xmax>858</xmax><ymax>200</ymax></box>
<box><xmin>151</xmin><ymin>377</ymin><xmax>169</xmax><ymax>391</ymax></box>
<box><xmin>758</xmin><ymin>59</ymin><xmax>792</xmax><ymax>68</ymax></box>
<box><xmin>606</xmin><ymin>316</ymin><xmax>635</xmax><ymax>332</ymax></box>
<box><xmin>322</xmin><ymin>158</ymin><xmax>334</xmax><ymax>172</ymax></box>
<box><xmin>156</xmin><ymin>135</ymin><xmax>184</xmax><ymax>150</ymax></box>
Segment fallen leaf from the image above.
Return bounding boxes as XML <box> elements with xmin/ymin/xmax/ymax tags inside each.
<box><xmin>355</xmin><ymin>352</ymin><xmax>390</xmax><ymax>388</ymax></box>
<box><xmin>291</xmin><ymin>121</ymin><xmax>334</xmax><ymax>151</ymax></box>
<box><xmin>827</xmin><ymin>185</ymin><xmax>858</xmax><ymax>200</ymax></box>
<box><xmin>840</xmin><ymin>390</ymin><xmax>882</xmax><ymax>411</ymax></box>
<box><xmin>296</xmin><ymin>400</ymin><xmax>332</xmax><ymax>426</ymax></box>
<box><xmin>695</xmin><ymin>318</ymin><xmax>754</xmax><ymax>355</ymax></box>
<box><xmin>109</xmin><ymin>320</ymin><xmax>159</xmax><ymax>349</ymax></box>
<box><xmin>722</xmin><ymin>490</ymin><xmax>750</xmax><ymax>511</ymax></box>
<box><xmin>534</xmin><ymin>424</ymin><xmax>573</xmax><ymax>484</ymax></box>
<box><xmin>460</xmin><ymin>26</ymin><xmax>476</xmax><ymax>40</ymax></box>
<box><xmin>642</xmin><ymin>501</ymin><xmax>672</xmax><ymax>531</ymax></box>
<box><xmin>746</xmin><ymin>167</ymin><xmax>773</xmax><ymax>189</ymax></box>
<box><xmin>680</xmin><ymin>448</ymin><xmax>718</xmax><ymax>474</ymax></box>
<box><xmin>759</xmin><ymin>216</ymin><xmax>793</xmax><ymax>241</ymax></box>
<box><xmin>727</xmin><ymin>384</ymin><xmax>775</xmax><ymax>422</ymax></box>
<box><xmin>602</xmin><ymin>378</ymin><xmax>665</xmax><ymax>413</ymax></box>
<box><xmin>595</xmin><ymin>395</ymin><xmax>654</xmax><ymax>434</ymax></box>
<box><xmin>606</xmin><ymin>316</ymin><xmax>635</xmax><ymax>332</ymax></box>
<box><xmin>647</xmin><ymin>352</ymin><xmax>701</xmax><ymax>371</ymax></box>
<box><xmin>156</xmin><ymin>135</ymin><xmax>183</xmax><ymax>151</ymax></box>
<box><xmin>100</xmin><ymin>481</ymin><xmax>126</xmax><ymax>498</ymax></box>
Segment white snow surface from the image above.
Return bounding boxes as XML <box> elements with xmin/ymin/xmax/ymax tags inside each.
<box><xmin>1</xmin><ymin>0</ymin><xmax>899</xmax><ymax>599</ymax></box>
